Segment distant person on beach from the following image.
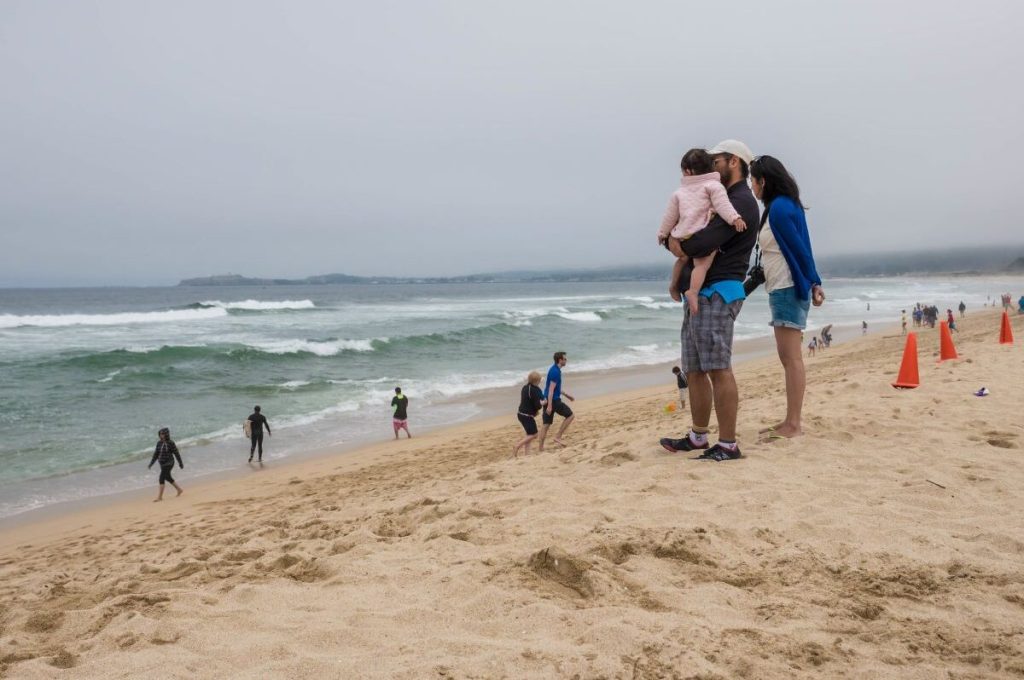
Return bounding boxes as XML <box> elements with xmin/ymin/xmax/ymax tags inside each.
<box><xmin>247</xmin><ymin>405</ymin><xmax>271</xmax><ymax>463</ymax></box>
<box><xmin>1018</xmin><ymin>295</ymin><xmax>1024</xmax><ymax>314</ymax></box>
<box><xmin>958</xmin><ymin>301</ymin><xmax>966</xmax><ymax>318</ymax></box>
<box><xmin>657</xmin><ymin>148</ymin><xmax>748</xmax><ymax>313</ymax></box>
<box><xmin>946</xmin><ymin>309</ymin><xmax>957</xmax><ymax>332</ymax></box>
<box><xmin>807</xmin><ymin>337</ymin><xmax>816</xmax><ymax>357</ymax></box>
<box><xmin>391</xmin><ymin>387</ymin><xmax>411</xmax><ymax>439</ymax></box>
<box><xmin>538</xmin><ymin>351</ymin><xmax>575</xmax><ymax>451</ymax></box>
<box><xmin>862</xmin><ymin>320</ymin><xmax>867</xmax><ymax>334</ymax></box>
<box><xmin>672</xmin><ymin>365</ymin><xmax>688</xmax><ymax>410</ymax></box>
<box><xmin>149</xmin><ymin>427</ymin><xmax>183</xmax><ymax>502</ymax></box>
<box><xmin>513</xmin><ymin>371</ymin><xmax>546</xmax><ymax>457</ymax></box>
<box><xmin>659</xmin><ymin>140</ymin><xmax>760</xmax><ymax>462</ymax></box>
<box><xmin>746</xmin><ymin>155</ymin><xmax>824</xmax><ymax>440</ymax></box>
<box><xmin>901</xmin><ymin>310</ymin><xmax>907</xmax><ymax>335</ymax></box>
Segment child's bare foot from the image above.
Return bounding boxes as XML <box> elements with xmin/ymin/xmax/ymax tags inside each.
<box><xmin>153</xmin><ymin>498</ymin><xmax>162</xmax><ymax>503</ymax></box>
<box><xmin>684</xmin><ymin>290</ymin><xmax>699</xmax><ymax>315</ymax></box>
<box><xmin>669</xmin><ymin>285</ymin><xmax>682</xmax><ymax>302</ymax></box>
<box><xmin>552</xmin><ymin>437</ymin><xmax>567</xmax><ymax>447</ymax></box>
<box><xmin>176</xmin><ymin>488</ymin><xmax>183</xmax><ymax>497</ymax></box>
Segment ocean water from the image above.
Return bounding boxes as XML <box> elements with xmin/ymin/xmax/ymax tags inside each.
<box><xmin>1</xmin><ymin>276</ymin><xmax>1020</xmax><ymax>518</ymax></box>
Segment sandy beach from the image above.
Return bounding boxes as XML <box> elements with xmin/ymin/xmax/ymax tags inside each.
<box><xmin>2</xmin><ymin>307</ymin><xmax>1022</xmax><ymax>678</ymax></box>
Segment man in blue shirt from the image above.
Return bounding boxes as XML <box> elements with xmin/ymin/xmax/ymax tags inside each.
<box><xmin>660</xmin><ymin>140</ymin><xmax>759</xmax><ymax>462</ymax></box>
<box><xmin>538</xmin><ymin>351</ymin><xmax>575</xmax><ymax>452</ymax></box>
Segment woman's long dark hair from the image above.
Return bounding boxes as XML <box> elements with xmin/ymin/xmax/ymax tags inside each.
<box><xmin>750</xmin><ymin>155</ymin><xmax>804</xmax><ymax>209</ymax></box>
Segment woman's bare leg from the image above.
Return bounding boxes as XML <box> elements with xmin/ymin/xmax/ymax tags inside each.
<box><xmin>770</xmin><ymin>326</ymin><xmax>806</xmax><ymax>438</ymax></box>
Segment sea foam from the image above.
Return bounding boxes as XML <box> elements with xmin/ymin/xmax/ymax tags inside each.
<box><xmin>554</xmin><ymin>311</ymin><xmax>603</xmax><ymax>322</ymax></box>
<box><xmin>198</xmin><ymin>299</ymin><xmax>316</xmax><ymax>311</ymax></box>
<box><xmin>0</xmin><ymin>308</ymin><xmax>228</xmax><ymax>329</ymax></box>
<box><xmin>248</xmin><ymin>337</ymin><xmax>386</xmax><ymax>356</ymax></box>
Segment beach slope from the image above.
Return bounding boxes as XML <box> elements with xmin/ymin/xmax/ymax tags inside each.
<box><xmin>1</xmin><ymin>309</ymin><xmax>1022</xmax><ymax>678</ymax></box>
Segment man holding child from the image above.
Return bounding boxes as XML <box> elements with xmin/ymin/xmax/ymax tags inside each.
<box><xmin>659</xmin><ymin>140</ymin><xmax>760</xmax><ymax>462</ymax></box>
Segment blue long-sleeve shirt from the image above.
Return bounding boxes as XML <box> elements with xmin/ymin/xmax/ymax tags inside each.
<box><xmin>766</xmin><ymin>196</ymin><xmax>821</xmax><ymax>300</ymax></box>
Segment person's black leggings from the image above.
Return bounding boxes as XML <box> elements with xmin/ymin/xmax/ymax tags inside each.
<box><xmin>158</xmin><ymin>465</ymin><xmax>175</xmax><ymax>485</ymax></box>
<box><xmin>250</xmin><ymin>431</ymin><xmax>264</xmax><ymax>456</ymax></box>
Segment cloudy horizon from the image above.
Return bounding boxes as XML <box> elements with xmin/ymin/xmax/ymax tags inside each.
<box><xmin>2</xmin><ymin>0</ymin><xmax>1023</xmax><ymax>287</ymax></box>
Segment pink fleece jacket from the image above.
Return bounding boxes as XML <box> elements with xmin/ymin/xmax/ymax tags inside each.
<box><xmin>657</xmin><ymin>172</ymin><xmax>742</xmax><ymax>241</ymax></box>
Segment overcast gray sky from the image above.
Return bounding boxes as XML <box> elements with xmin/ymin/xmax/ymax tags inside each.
<box><xmin>2</xmin><ymin>0</ymin><xmax>1022</xmax><ymax>286</ymax></box>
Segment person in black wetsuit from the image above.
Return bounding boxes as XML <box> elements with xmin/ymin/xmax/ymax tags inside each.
<box><xmin>513</xmin><ymin>371</ymin><xmax>546</xmax><ymax>458</ymax></box>
<box><xmin>391</xmin><ymin>388</ymin><xmax>411</xmax><ymax>439</ymax></box>
<box><xmin>247</xmin><ymin>405</ymin><xmax>271</xmax><ymax>462</ymax></box>
<box><xmin>148</xmin><ymin>427</ymin><xmax>184</xmax><ymax>501</ymax></box>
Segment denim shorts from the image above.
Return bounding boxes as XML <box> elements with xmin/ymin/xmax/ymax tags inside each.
<box><xmin>768</xmin><ymin>286</ymin><xmax>810</xmax><ymax>330</ymax></box>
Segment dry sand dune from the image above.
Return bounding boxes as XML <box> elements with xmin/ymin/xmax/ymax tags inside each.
<box><xmin>1</xmin><ymin>309</ymin><xmax>1022</xmax><ymax>678</ymax></box>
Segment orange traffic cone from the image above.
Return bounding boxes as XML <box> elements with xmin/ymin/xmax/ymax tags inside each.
<box><xmin>1000</xmin><ymin>310</ymin><xmax>1014</xmax><ymax>345</ymax></box>
<box><xmin>938</xmin><ymin>321</ymin><xmax>958</xmax><ymax>361</ymax></box>
<box><xmin>892</xmin><ymin>332</ymin><xmax>920</xmax><ymax>389</ymax></box>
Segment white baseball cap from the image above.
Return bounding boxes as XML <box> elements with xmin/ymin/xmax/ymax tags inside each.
<box><xmin>707</xmin><ymin>139</ymin><xmax>754</xmax><ymax>165</ymax></box>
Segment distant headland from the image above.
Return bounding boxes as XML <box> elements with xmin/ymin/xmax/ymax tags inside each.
<box><xmin>179</xmin><ymin>246</ymin><xmax>1024</xmax><ymax>286</ymax></box>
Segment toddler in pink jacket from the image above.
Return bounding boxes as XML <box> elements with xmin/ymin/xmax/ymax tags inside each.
<box><xmin>657</xmin><ymin>148</ymin><xmax>747</xmax><ymax>313</ymax></box>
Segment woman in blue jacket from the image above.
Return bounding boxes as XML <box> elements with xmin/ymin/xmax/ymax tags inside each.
<box><xmin>750</xmin><ymin>156</ymin><xmax>825</xmax><ymax>439</ymax></box>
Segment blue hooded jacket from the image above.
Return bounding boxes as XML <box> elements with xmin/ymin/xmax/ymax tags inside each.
<box><xmin>767</xmin><ymin>196</ymin><xmax>821</xmax><ymax>300</ymax></box>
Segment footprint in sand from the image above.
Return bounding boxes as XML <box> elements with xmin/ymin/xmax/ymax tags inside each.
<box><xmin>528</xmin><ymin>546</ymin><xmax>594</xmax><ymax>599</ymax></box>
<box><xmin>48</xmin><ymin>649</ymin><xmax>77</xmax><ymax>669</ymax></box>
<box><xmin>599</xmin><ymin>451</ymin><xmax>637</xmax><ymax>466</ymax></box>
<box><xmin>23</xmin><ymin>610</ymin><xmax>64</xmax><ymax>633</ymax></box>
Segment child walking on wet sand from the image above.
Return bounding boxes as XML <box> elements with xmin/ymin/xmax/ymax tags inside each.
<box><xmin>657</xmin><ymin>148</ymin><xmax>747</xmax><ymax>314</ymax></box>
<box><xmin>148</xmin><ymin>427</ymin><xmax>184</xmax><ymax>501</ymax></box>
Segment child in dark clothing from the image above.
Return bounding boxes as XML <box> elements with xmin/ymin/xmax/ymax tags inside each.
<box><xmin>671</xmin><ymin>365</ymin><xmax>688</xmax><ymax>410</ymax></box>
<box><xmin>148</xmin><ymin>427</ymin><xmax>184</xmax><ymax>501</ymax></box>
<box><xmin>513</xmin><ymin>371</ymin><xmax>546</xmax><ymax>458</ymax></box>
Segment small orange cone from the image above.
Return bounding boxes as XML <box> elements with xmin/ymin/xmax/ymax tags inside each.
<box><xmin>892</xmin><ymin>332</ymin><xmax>920</xmax><ymax>389</ymax></box>
<box><xmin>938</xmin><ymin>321</ymin><xmax>958</xmax><ymax>361</ymax></box>
<box><xmin>1000</xmin><ymin>310</ymin><xmax>1014</xmax><ymax>345</ymax></box>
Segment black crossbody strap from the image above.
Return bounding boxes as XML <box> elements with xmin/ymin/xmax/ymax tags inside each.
<box><xmin>753</xmin><ymin>205</ymin><xmax>769</xmax><ymax>268</ymax></box>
